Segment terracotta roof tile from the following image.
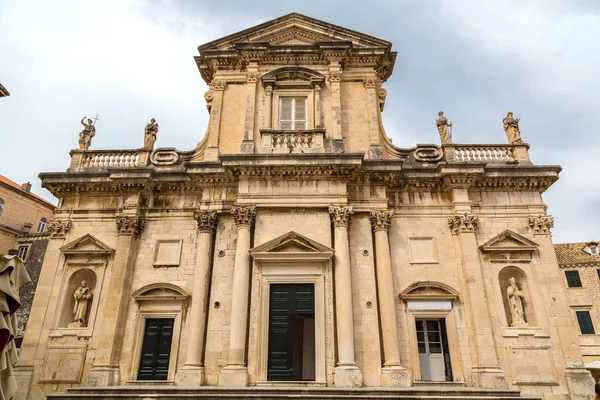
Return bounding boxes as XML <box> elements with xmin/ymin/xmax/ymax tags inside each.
<box><xmin>554</xmin><ymin>242</ymin><xmax>600</xmax><ymax>265</ymax></box>
<box><xmin>0</xmin><ymin>175</ymin><xmax>56</xmax><ymax>209</ymax></box>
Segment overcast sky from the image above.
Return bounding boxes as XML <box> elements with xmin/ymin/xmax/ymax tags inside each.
<box><xmin>0</xmin><ymin>0</ymin><xmax>598</xmax><ymax>243</ymax></box>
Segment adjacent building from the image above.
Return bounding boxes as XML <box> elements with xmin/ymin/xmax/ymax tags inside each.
<box><xmin>555</xmin><ymin>241</ymin><xmax>600</xmax><ymax>380</ymax></box>
<box><xmin>16</xmin><ymin>13</ymin><xmax>594</xmax><ymax>400</ymax></box>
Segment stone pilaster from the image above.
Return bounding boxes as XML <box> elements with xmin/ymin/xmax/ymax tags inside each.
<box><xmin>218</xmin><ymin>205</ymin><xmax>256</xmax><ymax>387</ymax></box>
<box><xmin>264</xmin><ymin>84</ymin><xmax>273</xmax><ymax>129</ymax></box>
<box><xmin>87</xmin><ymin>213</ymin><xmax>144</xmax><ymax>386</ymax></box>
<box><xmin>328</xmin><ymin>62</ymin><xmax>344</xmax><ymax>153</ymax></box>
<box><xmin>314</xmin><ymin>84</ymin><xmax>322</xmax><ymax>128</ymax></box>
<box><xmin>241</xmin><ymin>63</ymin><xmax>258</xmax><ymax>154</ymax></box>
<box><xmin>448</xmin><ymin>188</ymin><xmax>506</xmax><ymax>389</ymax></box>
<box><xmin>329</xmin><ymin>205</ymin><xmax>362</xmax><ymax>387</ymax></box>
<box><xmin>205</xmin><ymin>78</ymin><xmax>226</xmax><ymax>161</ymax></box>
<box><xmin>364</xmin><ymin>76</ymin><xmax>382</xmax><ymax>159</ymax></box>
<box><xmin>370</xmin><ymin>210</ymin><xmax>410</xmax><ymax>387</ymax></box>
<box><xmin>176</xmin><ymin>211</ymin><xmax>218</xmax><ymax>386</ymax></box>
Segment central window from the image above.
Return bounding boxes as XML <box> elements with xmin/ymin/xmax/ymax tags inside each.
<box><xmin>279</xmin><ymin>97</ymin><xmax>307</xmax><ymax>130</ymax></box>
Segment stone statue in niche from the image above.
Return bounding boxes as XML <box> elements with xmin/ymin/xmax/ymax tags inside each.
<box><xmin>69</xmin><ymin>280</ymin><xmax>93</xmax><ymax>328</ymax></box>
<box><xmin>78</xmin><ymin>117</ymin><xmax>96</xmax><ymax>151</ymax></box>
<box><xmin>144</xmin><ymin>118</ymin><xmax>159</xmax><ymax>150</ymax></box>
<box><xmin>435</xmin><ymin>111</ymin><xmax>452</xmax><ymax>144</ymax></box>
<box><xmin>506</xmin><ymin>277</ymin><xmax>528</xmax><ymax>327</ymax></box>
<box><xmin>502</xmin><ymin>112</ymin><xmax>522</xmax><ymax>144</ymax></box>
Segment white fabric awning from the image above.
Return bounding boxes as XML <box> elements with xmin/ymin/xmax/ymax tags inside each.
<box><xmin>585</xmin><ymin>360</ymin><xmax>600</xmax><ymax>370</ymax></box>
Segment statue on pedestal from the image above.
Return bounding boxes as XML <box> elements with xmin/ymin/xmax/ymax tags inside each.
<box><xmin>71</xmin><ymin>280</ymin><xmax>92</xmax><ymax>327</ymax></box>
<box><xmin>506</xmin><ymin>277</ymin><xmax>527</xmax><ymax>327</ymax></box>
<box><xmin>436</xmin><ymin>111</ymin><xmax>452</xmax><ymax>144</ymax></box>
<box><xmin>503</xmin><ymin>112</ymin><xmax>522</xmax><ymax>144</ymax></box>
<box><xmin>144</xmin><ymin>118</ymin><xmax>159</xmax><ymax>150</ymax></box>
<box><xmin>78</xmin><ymin>117</ymin><xmax>96</xmax><ymax>150</ymax></box>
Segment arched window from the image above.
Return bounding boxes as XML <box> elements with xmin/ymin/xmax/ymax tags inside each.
<box><xmin>0</xmin><ymin>199</ymin><xmax>4</xmax><ymax>216</ymax></box>
<box><xmin>37</xmin><ymin>217</ymin><xmax>47</xmax><ymax>233</ymax></box>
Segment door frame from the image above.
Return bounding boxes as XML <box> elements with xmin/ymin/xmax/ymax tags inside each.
<box><xmin>257</xmin><ymin>268</ymin><xmax>326</xmax><ymax>383</ymax></box>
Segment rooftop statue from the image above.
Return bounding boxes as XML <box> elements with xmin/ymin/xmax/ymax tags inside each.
<box><xmin>78</xmin><ymin>117</ymin><xmax>96</xmax><ymax>151</ymax></box>
<box><xmin>144</xmin><ymin>118</ymin><xmax>159</xmax><ymax>150</ymax></box>
<box><xmin>503</xmin><ymin>112</ymin><xmax>522</xmax><ymax>144</ymax></box>
<box><xmin>435</xmin><ymin>111</ymin><xmax>452</xmax><ymax>145</ymax></box>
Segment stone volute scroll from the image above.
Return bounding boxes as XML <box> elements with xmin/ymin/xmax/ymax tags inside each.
<box><xmin>78</xmin><ymin>116</ymin><xmax>96</xmax><ymax>151</ymax></box>
<box><xmin>69</xmin><ymin>280</ymin><xmax>93</xmax><ymax>328</ymax></box>
<box><xmin>436</xmin><ymin>111</ymin><xmax>452</xmax><ymax>145</ymax></box>
<box><xmin>506</xmin><ymin>277</ymin><xmax>528</xmax><ymax>327</ymax></box>
<box><xmin>143</xmin><ymin>118</ymin><xmax>159</xmax><ymax>150</ymax></box>
<box><xmin>502</xmin><ymin>112</ymin><xmax>522</xmax><ymax>144</ymax></box>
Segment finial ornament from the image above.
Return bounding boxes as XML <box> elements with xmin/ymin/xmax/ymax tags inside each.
<box><xmin>144</xmin><ymin>118</ymin><xmax>159</xmax><ymax>150</ymax></box>
<box><xmin>503</xmin><ymin>112</ymin><xmax>522</xmax><ymax>144</ymax></box>
<box><xmin>436</xmin><ymin>111</ymin><xmax>452</xmax><ymax>145</ymax></box>
<box><xmin>78</xmin><ymin>116</ymin><xmax>96</xmax><ymax>150</ymax></box>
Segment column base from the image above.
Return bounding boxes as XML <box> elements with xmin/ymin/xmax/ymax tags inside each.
<box><xmin>565</xmin><ymin>367</ymin><xmax>594</xmax><ymax>399</ymax></box>
<box><xmin>472</xmin><ymin>366</ymin><xmax>506</xmax><ymax>389</ymax></box>
<box><xmin>381</xmin><ymin>366</ymin><xmax>411</xmax><ymax>387</ymax></box>
<box><xmin>176</xmin><ymin>365</ymin><xmax>205</xmax><ymax>386</ymax></box>
<box><xmin>86</xmin><ymin>365</ymin><xmax>120</xmax><ymax>387</ymax></box>
<box><xmin>218</xmin><ymin>365</ymin><xmax>248</xmax><ymax>387</ymax></box>
<box><xmin>334</xmin><ymin>365</ymin><xmax>363</xmax><ymax>388</ymax></box>
<box><xmin>13</xmin><ymin>365</ymin><xmax>34</xmax><ymax>400</ymax></box>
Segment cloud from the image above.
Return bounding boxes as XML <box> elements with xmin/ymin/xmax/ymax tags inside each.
<box><xmin>0</xmin><ymin>0</ymin><xmax>597</xmax><ymax>242</ymax></box>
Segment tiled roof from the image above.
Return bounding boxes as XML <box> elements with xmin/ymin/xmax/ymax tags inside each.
<box><xmin>554</xmin><ymin>242</ymin><xmax>600</xmax><ymax>265</ymax></box>
<box><xmin>0</xmin><ymin>175</ymin><xmax>56</xmax><ymax>209</ymax></box>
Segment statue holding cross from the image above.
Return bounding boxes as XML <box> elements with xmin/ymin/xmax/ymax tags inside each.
<box><xmin>78</xmin><ymin>115</ymin><xmax>98</xmax><ymax>151</ymax></box>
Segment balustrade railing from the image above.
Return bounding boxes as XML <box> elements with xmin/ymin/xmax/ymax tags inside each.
<box><xmin>70</xmin><ymin>149</ymin><xmax>150</xmax><ymax>171</ymax></box>
<box><xmin>444</xmin><ymin>144</ymin><xmax>530</xmax><ymax>163</ymax></box>
<box><xmin>260</xmin><ymin>129</ymin><xmax>325</xmax><ymax>153</ymax></box>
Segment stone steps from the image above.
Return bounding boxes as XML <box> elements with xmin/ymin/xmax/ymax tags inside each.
<box><xmin>46</xmin><ymin>386</ymin><xmax>542</xmax><ymax>400</ymax></box>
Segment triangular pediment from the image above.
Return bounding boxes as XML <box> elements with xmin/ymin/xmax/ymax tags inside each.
<box><xmin>250</xmin><ymin>231</ymin><xmax>334</xmax><ymax>255</ymax></box>
<box><xmin>60</xmin><ymin>234</ymin><xmax>114</xmax><ymax>256</ymax></box>
<box><xmin>199</xmin><ymin>13</ymin><xmax>391</xmax><ymax>51</ymax></box>
<box><xmin>480</xmin><ymin>230</ymin><xmax>538</xmax><ymax>252</ymax></box>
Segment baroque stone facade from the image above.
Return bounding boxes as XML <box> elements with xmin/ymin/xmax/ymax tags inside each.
<box><xmin>17</xmin><ymin>13</ymin><xmax>593</xmax><ymax>400</ymax></box>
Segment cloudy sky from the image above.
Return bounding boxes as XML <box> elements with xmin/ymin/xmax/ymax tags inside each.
<box><xmin>0</xmin><ymin>0</ymin><xmax>598</xmax><ymax>242</ymax></box>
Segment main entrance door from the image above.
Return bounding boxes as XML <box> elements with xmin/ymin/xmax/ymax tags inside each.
<box><xmin>268</xmin><ymin>284</ymin><xmax>315</xmax><ymax>381</ymax></box>
<box><xmin>137</xmin><ymin>318</ymin><xmax>174</xmax><ymax>380</ymax></box>
<box><xmin>416</xmin><ymin>319</ymin><xmax>453</xmax><ymax>382</ymax></box>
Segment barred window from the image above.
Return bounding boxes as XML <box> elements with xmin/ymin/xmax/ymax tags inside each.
<box><xmin>576</xmin><ymin>310</ymin><xmax>595</xmax><ymax>334</ymax></box>
<box><xmin>279</xmin><ymin>97</ymin><xmax>307</xmax><ymax>130</ymax></box>
<box><xmin>565</xmin><ymin>270</ymin><xmax>582</xmax><ymax>288</ymax></box>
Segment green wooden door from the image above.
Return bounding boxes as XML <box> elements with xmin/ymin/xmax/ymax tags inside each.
<box><xmin>267</xmin><ymin>284</ymin><xmax>314</xmax><ymax>381</ymax></box>
<box><xmin>137</xmin><ymin>318</ymin><xmax>174</xmax><ymax>381</ymax></box>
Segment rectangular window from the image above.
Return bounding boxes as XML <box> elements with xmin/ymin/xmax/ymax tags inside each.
<box><xmin>576</xmin><ymin>310</ymin><xmax>595</xmax><ymax>334</ymax></box>
<box><xmin>279</xmin><ymin>97</ymin><xmax>307</xmax><ymax>130</ymax></box>
<box><xmin>565</xmin><ymin>270</ymin><xmax>582</xmax><ymax>288</ymax></box>
<box><xmin>17</xmin><ymin>245</ymin><xmax>28</xmax><ymax>261</ymax></box>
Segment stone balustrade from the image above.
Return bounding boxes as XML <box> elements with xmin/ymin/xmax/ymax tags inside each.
<box><xmin>69</xmin><ymin>149</ymin><xmax>150</xmax><ymax>171</ymax></box>
<box><xmin>260</xmin><ymin>129</ymin><xmax>325</xmax><ymax>153</ymax></box>
<box><xmin>443</xmin><ymin>144</ymin><xmax>530</xmax><ymax>163</ymax></box>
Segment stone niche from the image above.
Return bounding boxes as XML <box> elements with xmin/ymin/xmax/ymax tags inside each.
<box><xmin>498</xmin><ymin>266</ymin><xmax>537</xmax><ymax>327</ymax></box>
<box><xmin>58</xmin><ymin>268</ymin><xmax>97</xmax><ymax>328</ymax></box>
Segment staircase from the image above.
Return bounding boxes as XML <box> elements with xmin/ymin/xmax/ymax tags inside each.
<box><xmin>47</xmin><ymin>386</ymin><xmax>542</xmax><ymax>399</ymax></box>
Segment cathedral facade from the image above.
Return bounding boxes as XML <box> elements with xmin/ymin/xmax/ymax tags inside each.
<box><xmin>16</xmin><ymin>13</ymin><xmax>593</xmax><ymax>400</ymax></box>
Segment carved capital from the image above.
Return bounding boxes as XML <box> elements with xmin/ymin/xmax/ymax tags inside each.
<box><xmin>264</xmin><ymin>85</ymin><xmax>273</xmax><ymax>97</ymax></box>
<box><xmin>329</xmin><ymin>205</ymin><xmax>353</xmax><ymax>228</ymax></box>
<box><xmin>328</xmin><ymin>72</ymin><xmax>341</xmax><ymax>83</ymax></box>
<box><xmin>528</xmin><ymin>215</ymin><xmax>554</xmax><ymax>235</ymax></box>
<box><xmin>46</xmin><ymin>220</ymin><xmax>72</xmax><ymax>238</ymax></box>
<box><xmin>247</xmin><ymin>71</ymin><xmax>258</xmax><ymax>83</ymax></box>
<box><xmin>231</xmin><ymin>205</ymin><xmax>256</xmax><ymax>228</ymax></box>
<box><xmin>448</xmin><ymin>213</ymin><xmax>479</xmax><ymax>235</ymax></box>
<box><xmin>210</xmin><ymin>79</ymin><xmax>226</xmax><ymax>91</ymax></box>
<box><xmin>363</xmin><ymin>76</ymin><xmax>377</xmax><ymax>89</ymax></box>
<box><xmin>194</xmin><ymin>211</ymin><xmax>218</xmax><ymax>233</ymax></box>
<box><xmin>370</xmin><ymin>210</ymin><xmax>393</xmax><ymax>232</ymax></box>
<box><xmin>116</xmin><ymin>216</ymin><xmax>145</xmax><ymax>236</ymax></box>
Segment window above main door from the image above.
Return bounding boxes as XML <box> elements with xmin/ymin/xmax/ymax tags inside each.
<box><xmin>279</xmin><ymin>97</ymin><xmax>308</xmax><ymax>130</ymax></box>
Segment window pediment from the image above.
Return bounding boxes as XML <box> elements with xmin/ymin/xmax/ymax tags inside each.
<box><xmin>480</xmin><ymin>230</ymin><xmax>538</xmax><ymax>262</ymax></box>
<box><xmin>262</xmin><ymin>67</ymin><xmax>324</xmax><ymax>89</ymax></box>
<box><xmin>250</xmin><ymin>231</ymin><xmax>333</xmax><ymax>261</ymax></box>
<box><xmin>60</xmin><ymin>234</ymin><xmax>114</xmax><ymax>257</ymax></box>
<box><xmin>132</xmin><ymin>283</ymin><xmax>189</xmax><ymax>302</ymax></box>
<box><xmin>400</xmin><ymin>281</ymin><xmax>459</xmax><ymax>301</ymax></box>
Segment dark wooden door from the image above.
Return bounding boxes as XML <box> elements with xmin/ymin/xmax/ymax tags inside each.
<box><xmin>137</xmin><ymin>318</ymin><xmax>174</xmax><ymax>381</ymax></box>
<box><xmin>267</xmin><ymin>284</ymin><xmax>314</xmax><ymax>381</ymax></box>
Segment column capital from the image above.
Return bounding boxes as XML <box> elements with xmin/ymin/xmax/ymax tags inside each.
<box><xmin>528</xmin><ymin>215</ymin><xmax>554</xmax><ymax>235</ymax></box>
<box><xmin>448</xmin><ymin>212</ymin><xmax>478</xmax><ymax>235</ymax></box>
<box><xmin>329</xmin><ymin>205</ymin><xmax>353</xmax><ymax>228</ymax></box>
<box><xmin>194</xmin><ymin>211</ymin><xmax>218</xmax><ymax>233</ymax></box>
<box><xmin>231</xmin><ymin>205</ymin><xmax>256</xmax><ymax>228</ymax></box>
<box><xmin>116</xmin><ymin>216</ymin><xmax>145</xmax><ymax>237</ymax></box>
<box><xmin>370</xmin><ymin>210</ymin><xmax>393</xmax><ymax>232</ymax></box>
<box><xmin>46</xmin><ymin>219</ymin><xmax>72</xmax><ymax>239</ymax></box>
